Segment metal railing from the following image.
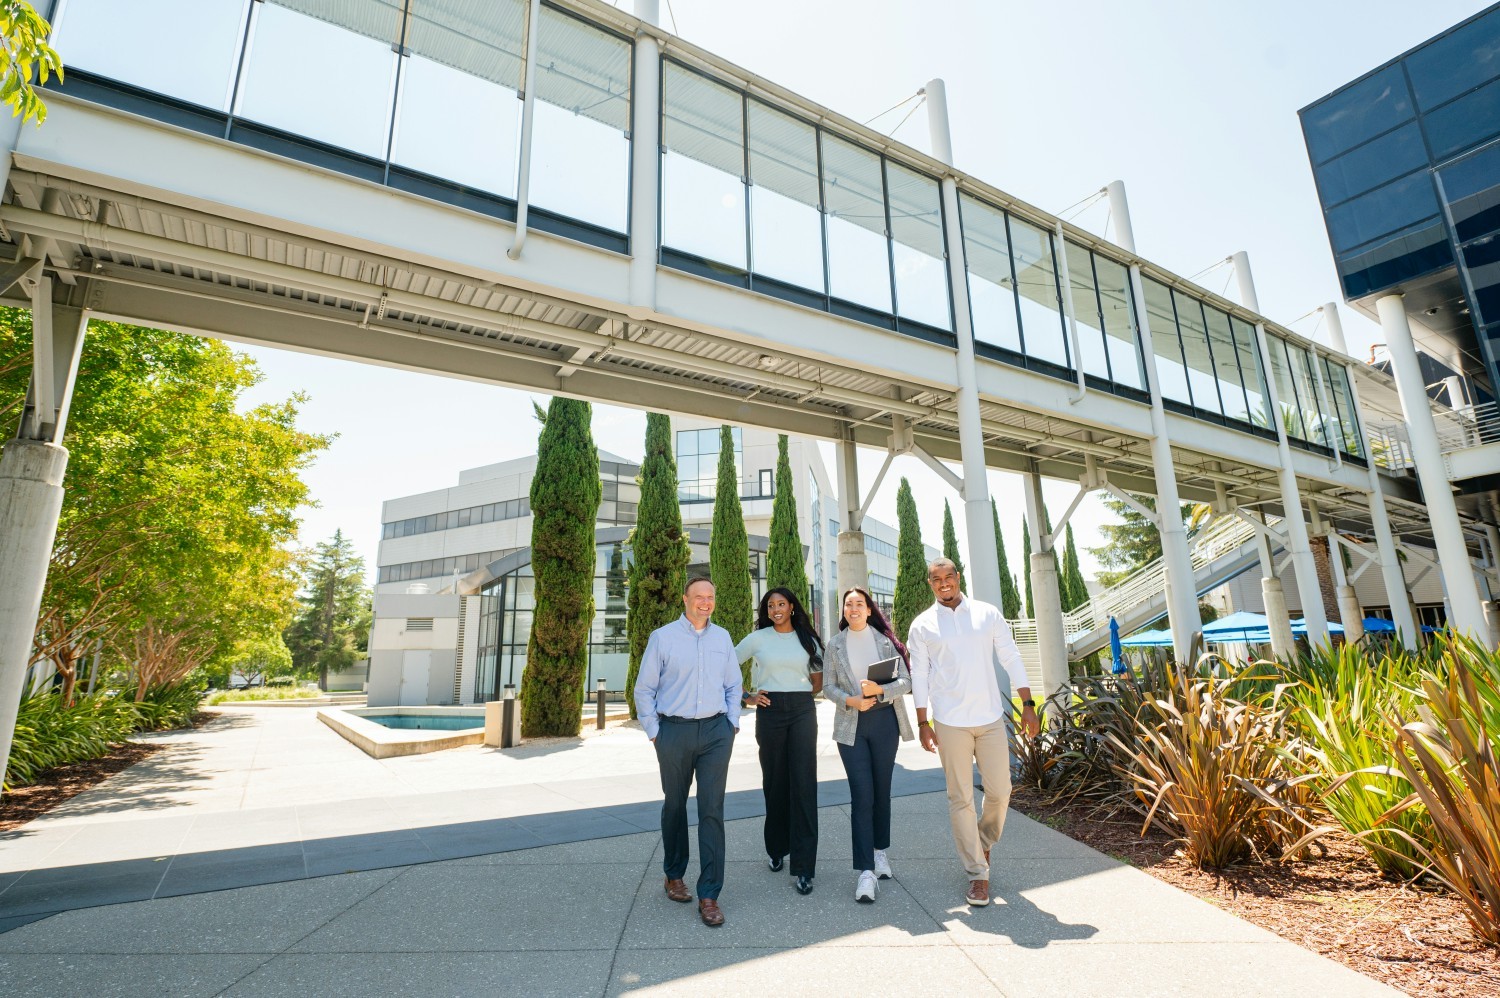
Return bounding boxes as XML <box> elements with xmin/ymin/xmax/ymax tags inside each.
<box><xmin>1435</xmin><ymin>400</ymin><xmax>1500</xmax><ymax>454</ymax></box>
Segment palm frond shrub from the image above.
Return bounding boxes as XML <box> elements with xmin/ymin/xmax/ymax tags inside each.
<box><xmin>4</xmin><ymin>691</ymin><xmax>139</xmax><ymax>790</ymax></box>
<box><xmin>118</xmin><ymin>677</ymin><xmax>205</xmax><ymax>731</ymax></box>
<box><xmin>1380</xmin><ymin>637</ymin><xmax>1500</xmax><ymax>944</ymax></box>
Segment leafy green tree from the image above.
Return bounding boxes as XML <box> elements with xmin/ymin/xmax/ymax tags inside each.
<box><xmin>992</xmin><ymin>498</ymin><xmax>1021</xmax><ymax>620</ymax></box>
<box><xmin>1022</xmin><ymin>515</ymin><xmax>1033</xmax><ymax>618</ymax></box>
<box><xmin>765</xmin><ymin>434</ymin><xmax>809</xmax><ymax>607</ymax></box>
<box><xmin>284</xmin><ymin>530</ymin><xmax>370</xmax><ymax>688</ymax></box>
<box><xmin>709</xmin><ymin>426</ymin><xmax>753</xmax><ymax>679</ymax></box>
<box><xmin>892</xmin><ymin>477</ymin><xmax>932</xmax><ymax>642</ymax></box>
<box><xmin>1088</xmin><ymin>495</ymin><xmax>1196</xmax><ymax>588</ymax></box>
<box><xmin>1061</xmin><ymin>523</ymin><xmax>1088</xmax><ymax>612</ymax></box>
<box><xmin>941</xmin><ymin>499</ymin><xmax>967</xmax><ymax>594</ymax></box>
<box><xmin>0</xmin><ymin>2</ymin><xmax>61</xmax><ymax>125</ymax></box>
<box><xmin>0</xmin><ymin>312</ymin><xmax>324</xmax><ymax>704</ymax></box>
<box><xmin>520</xmin><ymin>398</ymin><xmax>601</xmax><ymax>737</ymax></box>
<box><xmin>218</xmin><ymin>633</ymin><xmax>294</xmax><ymax>688</ymax></box>
<box><xmin>625</xmin><ymin>413</ymin><xmax>690</xmax><ymax>718</ymax></box>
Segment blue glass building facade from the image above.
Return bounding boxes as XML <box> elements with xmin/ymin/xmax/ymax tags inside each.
<box><xmin>1301</xmin><ymin>3</ymin><xmax>1500</xmax><ymax>399</ymax></box>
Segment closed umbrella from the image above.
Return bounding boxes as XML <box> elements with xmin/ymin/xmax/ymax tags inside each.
<box><xmin>1109</xmin><ymin>616</ymin><xmax>1126</xmax><ymax>675</ymax></box>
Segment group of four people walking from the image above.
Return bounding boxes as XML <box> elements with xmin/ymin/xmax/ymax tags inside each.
<box><xmin>634</xmin><ymin>557</ymin><xmax>1038</xmax><ymax>928</ymax></box>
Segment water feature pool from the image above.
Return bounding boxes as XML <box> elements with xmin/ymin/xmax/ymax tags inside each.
<box><xmin>363</xmin><ymin>714</ymin><xmax>484</xmax><ymax>731</ymax></box>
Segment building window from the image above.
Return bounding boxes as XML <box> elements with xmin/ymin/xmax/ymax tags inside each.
<box><xmin>759</xmin><ymin>468</ymin><xmax>773</xmax><ymax>496</ymax></box>
<box><xmin>677</xmin><ymin>426</ymin><xmax>742</xmax><ymax>502</ymax></box>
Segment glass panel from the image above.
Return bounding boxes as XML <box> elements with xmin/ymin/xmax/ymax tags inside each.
<box><xmin>886</xmin><ymin>163</ymin><xmax>950</xmax><ymax>329</ymax></box>
<box><xmin>57</xmin><ymin>0</ymin><xmax>248</xmax><ymax>109</ymax></box>
<box><xmin>1325</xmin><ymin>171</ymin><xmax>1440</xmax><ymax>253</ymax></box>
<box><xmin>1302</xmin><ymin>64</ymin><xmax>1414</xmax><ymax>164</ymax></box>
<box><xmin>747</xmin><ymin>102</ymin><xmax>823</xmax><ymax>291</ymax></box>
<box><xmin>1313</xmin><ymin>122</ymin><xmax>1428</xmax><ymax>206</ymax></box>
<box><xmin>237</xmin><ymin>2</ymin><xmax>401</xmax><ymax>157</ymax></box>
<box><xmin>1424</xmin><ymin>76</ymin><xmax>1500</xmax><ymax>160</ymax></box>
<box><xmin>1405</xmin><ymin>8</ymin><xmax>1500</xmax><ymax>110</ymax></box>
<box><xmin>1265</xmin><ymin>336</ymin><xmax>1307</xmax><ymax>440</ymax></box>
<box><xmin>1142</xmin><ymin>278</ymin><xmax>1191</xmax><ymax>405</ymax></box>
<box><xmin>1172</xmin><ymin>291</ymin><xmax>1221</xmax><ymax>415</ymax></box>
<box><xmin>1322</xmin><ymin>357</ymin><xmax>1364</xmax><ymax>457</ymax></box>
<box><xmin>528</xmin><ymin>7</ymin><xmax>630</xmax><ymax>233</ymax></box>
<box><xmin>1009</xmin><ymin>217</ymin><xmax>1068</xmax><ymax>368</ymax></box>
<box><xmin>662</xmin><ymin>63</ymin><xmax>746</xmax><ymax>268</ymax></box>
<box><xmin>821</xmin><ymin>134</ymin><xmax>891</xmax><ymax>311</ymax></box>
<box><xmin>1441</xmin><ymin>144</ymin><xmax>1500</xmax><ymax>243</ymax></box>
<box><xmin>1094</xmin><ymin>255</ymin><xmax>1144</xmax><ymax>391</ymax></box>
<box><xmin>1063</xmin><ymin>241</ymin><xmax>1110</xmax><ymax>380</ymax></box>
<box><xmin>1288</xmin><ymin>341</ymin><xmax>1331</xmax><ymax>448</ymax></box>
<box><xmin>1203</xmin><ymin>306</ymin><xmax>1249</xmax><ymax>423</ymax></box>
<box><xmin>959</xmin><ymin>194</ymin><xmax>1022</xmax><ymax>355</ymax></box>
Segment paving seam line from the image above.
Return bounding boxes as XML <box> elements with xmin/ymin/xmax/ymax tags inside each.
<box><xmin>598</xmin><ymin>825</ymin><xmax>659</xmax><ymax>998</ymax></box>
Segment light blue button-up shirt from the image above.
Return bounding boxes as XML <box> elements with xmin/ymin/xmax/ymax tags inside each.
<box><xmin>634</xmin><ymin>615</ymin><xmax>743</xmax><ymax>740</ymax></box>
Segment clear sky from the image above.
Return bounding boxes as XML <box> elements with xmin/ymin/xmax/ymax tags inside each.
<box><xmin>237</xmin><ymin>0</ymin><xmax>1489</xmax><ymax>590</ymax></box>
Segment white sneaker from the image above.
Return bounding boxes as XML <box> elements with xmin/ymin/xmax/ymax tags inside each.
<box><xmin>873</xmin><ymin>849</ymin><xmax>893</xmax><ymax>880</ymax></box>
<box><xmin>855</xmin><ymin>870</ymin><xmax>878</xmax><ymax>903</ymax></box>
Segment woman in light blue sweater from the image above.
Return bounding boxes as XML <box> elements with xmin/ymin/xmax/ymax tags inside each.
<box><xmin>735</xmin><ymin>587</ymin><xmax>824</xmax><ymax>896</ymax></box>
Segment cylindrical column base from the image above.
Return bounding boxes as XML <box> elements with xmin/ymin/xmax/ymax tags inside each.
<box><xmin>1335</xmin><ymin>585</ymin><xmax>1365</xmax><ymax>644</ymax></box>
<box><xmin>1486</xmin><ymin>601</ymin><xmax>1500</xmax><ymax>651</ymax></box>
<box><xmin>0</xmin><ymin>441</ymin><xmax>70</xmax><ymax>797</ymax></box>
<box><xmin>837</xmin><ymin>531</ymin><xmax>869</xmax><ymax>597</ymax></box>
<box><xmin>1261</xmin><ymin>577</ymin><xmax>1296</xmax><ymax>661</ymax></box>
<box><xmin>1030</xmin><ymin>553</ymin><xmax>1068</xmax><ymax>705</ymax></box>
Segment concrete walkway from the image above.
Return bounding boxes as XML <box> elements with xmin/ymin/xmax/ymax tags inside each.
<box><xmin>0</xmin><ymin>704</ymin><xmax>1400</xmax><ymax>996</ymax></box>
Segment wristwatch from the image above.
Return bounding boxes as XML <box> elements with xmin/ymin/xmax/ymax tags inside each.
<box><xmin>1021</xmin><ymin>698</ymin><xmax>1036</xmax><ymax>709</ymax></box>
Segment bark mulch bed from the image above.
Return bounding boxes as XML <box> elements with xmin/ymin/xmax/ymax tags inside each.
<box><xmin>0</xmin><ymin>710</ymin><xmax>220</xmax><ymax>833</ymax></box>
<box><xmin>1011</xmin><ymin>787</ymin><xmax>1499</xmax><ymax>997</ymax></box>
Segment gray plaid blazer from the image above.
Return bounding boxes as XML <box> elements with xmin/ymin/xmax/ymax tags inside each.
<box><xmin>822</xmin><ymin>626</ymin><xmax>915</xmax><ymax>747</ymax></box>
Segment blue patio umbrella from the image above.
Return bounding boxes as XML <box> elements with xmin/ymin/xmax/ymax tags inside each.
<box><xmin>1201</xmin><ymin>611</ymin><xmax>1271</xmax><ymax>641</ymax></box>
<box><xmin>1119</xmin><ymin>628</ymin><xmax>1174</xmax><ymax>647</ymax></box>
<box><xmin>1362</xmin><ymin>617</ymin><xmax>1396</xmax><ymax>633</ymax></box>
<box><xmin>1109</xmin><ymin>616</ymin><xmax>1126</xmax><ymax>674</ymax></box>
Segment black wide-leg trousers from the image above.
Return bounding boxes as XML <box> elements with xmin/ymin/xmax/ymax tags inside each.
<box><xmin>755</xmin><ymin>691</ymin><xmax>818</xmax><ymax>878</ymax></box>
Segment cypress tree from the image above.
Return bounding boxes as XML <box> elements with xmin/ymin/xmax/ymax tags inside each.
<box><xmin>765</xmin><ymin>434</ymin><xmax>809</xmax><ymax>607</ymax></box>
<box><xmin>625</xmin><ymin>413</ymin><xmax>691</xmax><ymax>718</ymax></box>
<box><xmin>941</xmin><ymin>499</ymin><xmax>967</xmax><ymax>594</ymax></box>
<box><xmin>1022</xmin><ymin>515</ymin><xmax>1034</xmax><ymax>618</ymax></box>
<box><xmin>521</xmin><ymin>397</ymin><xmax>601</xmax><ymax>737</ymax></box>
<box><xmin>709</xmin><ymin>425</ymin><xmax>754</xmax><ymax>681</ymax></box>
<box><xmin>892</xmin><ymin>477</ymin><xmax>933</xmax><ymax>642</ymax></box>
<box><xmin>992</xmin><ymin>498</ymin><xmax>1021</xmax><ymax>620</ymax></box>
<box><xmin>1061</xmin><ymin>523</ymin><xmax>1087</xmax><ymax>611</ymax></box>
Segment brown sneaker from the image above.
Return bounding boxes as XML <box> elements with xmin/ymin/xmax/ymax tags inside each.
<box><xmin>966</xmin><ymin>879</ymin><xmax>990</xmax><ymax>906</ymax></box>
<box><xmin>698</xmin><ymin>897</ymin><xmax>725</xmax><ymax>927</ymax></box>
<box><xmin>664</xmin><ymin>877</ymin><xmax>691</xmax><ymax>903</ymax></box>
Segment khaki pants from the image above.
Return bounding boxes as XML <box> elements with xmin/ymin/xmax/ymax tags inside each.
<box><xmin>935</xmin><ymin>717</ymin><xmax>1011</xmax><ymax>878</ymax></box>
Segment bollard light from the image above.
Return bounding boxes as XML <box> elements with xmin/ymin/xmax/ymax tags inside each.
<box><xmin>595</xmin><ymin>678</ymin><xmax>608</xmax><ymax>730</ymax></box>
<box><xmin>501</xmin><ymin>684</ymin><xmax>519</xmax><ymax>748</ymax></box>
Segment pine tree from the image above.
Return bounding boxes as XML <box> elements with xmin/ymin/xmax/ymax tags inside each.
<box><xmin>520</xmin><ymin>397</ymin><xmax>601</xmax><ymax>737</ymax></box>
<box><xmin>1022</xmin><ymin>515</ymin><xmax>1034</xmax><ymax>618</ymax></box>
<box><xmin>625</xmin><ymin>413</ymin><xmax>690</xmax><ymax>718</ymax></box>
<box><xmin>765</xmin><ymin>435</ymin><xmax>809</xmax><ymax>607</ymax></box>
<box><xmin>892</xmin><ymin>477</ymin><xmax>933</xmax><ymax>642</ymax></box>
<box><xmin>284</xmin><ymin>529</ymin><xmax>371</xmax><ymax>689</ymax></box>
<box><xmin>941</xmin><ymin>499</ymin><xmax>967</xmax><ymax>594</ymax></box>
<box><xmin>1061</xmin><ymin>523</ymin><xmax>1088</xmax><ymax>611</ymax></box>
<box><xmin>709</xmin><ymin>425</ymin><xmax>754</xmax><ymax>680</ymax></box>
<box><xmin>992</xmin><ymin>498</ymin><xmax>1021</xmax><ymax>619</ymax></box>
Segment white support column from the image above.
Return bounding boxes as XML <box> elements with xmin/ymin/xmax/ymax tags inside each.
<box><xmin>834</xmin><ymin>423</ymin><xmax>869</xmax><ymax>593</ymax></box>
<box><xmin>1114</xmin><ymin>182</ymin><xmax>1200</xmax><ymax>664</ymax></box>
<box><xmin>1022</xmin><ymin>469</ymin><xmax>1068</xmax><ymax>700</ymax></box>
<box><xmin>1325</xmin><ymin>303</ymin><xmax>1421</xmax><ymax>646</ymax></box>
<box><xmin>1235</xmin><ymin>252</ymin><xmax>1328</xmax><ymax>645</ymax></box>
<box><xmin>1376</xmin><ymin>294</ymin><xmax>1489</xmax><ymax>638</ymax></box>
<box><xmin>0</xmin><ymin>286</ymin><xmax>89</xmax><ymax>799</ymax></box>
<box><xmin>1327</xmin><ymin>529</ymin><xmax>1365</xmax><ymax>643</ymax></box>
<box><xmin>928</xmin><ymin>78</ymin><xmax>1002</xmax><ymax>606</ymax></box>
<box><xmin>628</xmin><ymin>2</ymin><xmax>662</xmax><ymax>311</ymax></box>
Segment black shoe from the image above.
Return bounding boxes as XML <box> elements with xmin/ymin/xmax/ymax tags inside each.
<box><xmin>768</xmin><ymin>855</ymin><xmax>785</xmax><ymax>873</ymax></box>
<box><xmin>795</xmin><ymin>875</ymin><xmax>814</xmax><ymax>896</ymax></box>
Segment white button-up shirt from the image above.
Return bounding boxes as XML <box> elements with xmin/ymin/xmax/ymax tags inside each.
<box><xmin>907</xmin><ymin>596</ymin><xmax>1029</xmax><ymax>728</ymax></box>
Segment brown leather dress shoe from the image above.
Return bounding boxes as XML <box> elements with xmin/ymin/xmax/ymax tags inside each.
<box><xmin>664</xmin><ymin>878</ymin><xmax>691</xmax><ymax>903</ymax></box>
<box><xmin>698</xmin><ymin>898</ymin><xmax>725</xmax><ymax>927</ymax></box>
<box><xmin>966</xmin><ymin>879</ymin><xmax>991</xmax><ymax>906</ymax></box>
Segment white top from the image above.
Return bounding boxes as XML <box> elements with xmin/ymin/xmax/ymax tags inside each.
<box><xmin>845</xmin><ymin>626</ymin><xmax>879</xmax><ymax>673</ymax></box>
<box><xmin>906</xmin><ymin>596</ymin><xmax>1029</xmax><ymax>727</ymax></box>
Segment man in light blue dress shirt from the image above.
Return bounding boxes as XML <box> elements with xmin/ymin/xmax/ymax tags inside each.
<box><xmin>635</xmin><ymin>576</ymin><xmax>742</xmax><ymax>927</ymax></box>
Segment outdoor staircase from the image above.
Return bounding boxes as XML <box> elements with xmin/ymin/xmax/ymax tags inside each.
<box><xmin>1010</xmin><ymin>513</ymin><xmax>1275</xmax><ymax>681</ymax></box>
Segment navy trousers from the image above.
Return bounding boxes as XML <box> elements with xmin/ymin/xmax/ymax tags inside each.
<box><xmin>837</xmin><ymin>705</ymin><xmax>898</xmax><ymax>873</ymax></box>
<box><xmin>655</xmin><ymin>713</ymin><xmax>734</xmax><ymax>900</ymax></box>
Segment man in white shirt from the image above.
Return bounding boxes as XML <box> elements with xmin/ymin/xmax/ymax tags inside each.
<box><xmin>907</xmin><ymin>558</ymin><xmax>1039</xmax><ymax>907</ymax></box>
